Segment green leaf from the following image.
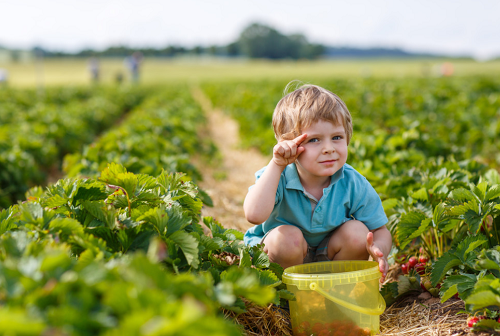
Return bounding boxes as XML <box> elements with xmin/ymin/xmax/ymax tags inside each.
<box><xmin>251</xmin><ymin>249</ymin><xmax>270</xmax><ymax>269</ymax></box>
<box><xmin>99</xmin><ymin>163</ymin><xmax>138</xmax><ymax>196</ymax></box>
<box><xmin>397</xmin><ymin>275</ymin><xmax>411</xmax><ymax>295</ymax></box>
<box><xmin>451</xmin><ymin>188</ymin><xmax>478</xmax><ymax>203</ymax></box>
<box><xmin>224</xmin><ymin>229</ymin><xmax>244</xmax><ymax>241</ymax></box>
<box><xmin>382</xmin><ymin>198</ymin><xmax>399</xmax><ymax>211</ymax></box>
<box><xmin>473</xmin><ymin>182</ymin><xmax>488</xmax><ymax>203</ymax></box>
<box><xmin>466</xmin><ymin>290</ymin><xmax>500</xmax><ymax>309</ymax></box>
<box><xmin>0</xmin><ymin>208</ymin><xmax>17</xmax><ymax>235</ymax></box>
<box><xmin>449</xmin><ymin>201</ymin><xmax>478</xmax><ymax>216</ymax></box>
<box><xmin>168</xmin><ymin>230</ymin><xmax>199</xmax><ymax>268</ymax></box>
<box><xmin>473</xmin><ymin>319</ymin><xmax>500</xmax><ymax>333</ymax></box>
<box><xmin>483</xmin><ymin>169</ymin><xmax>500</xmax><ymax>186</ymax></box>
<box><xmin>381</xmin><ymin>282</ymin><xmax>399</xmax><ymax>306</ymax></box>
<box><xmin>397</xmin><ymin>211</ymin><xmax>431</xmax><ymax>249</ymax></box>
<box><xmin>441</xmin><ymin>273</ymin><xmax>477</xmax><ymax>300</ymax></box>
<box><xmin>258</xmin><ymin>269</ymin><xmax>281</xmax><ymax>287</ymax></box>
<box><xmin>44</xmin><ymin>194</ymin><xmax>69</xmax><ymax>208</ymax></box>
<box><xmin>138</xmin><ymin>206</ymin><xmax>169</xmax><ymax>236</ymax></box>
<box><xmin>199</xmin><ymin>235</ymin><xmax>224</xmax><ymax>252</ymax></box>
<box><xmin>49</xmin><ymin>217</ymin><xmax>85</xmax><ymax>238</ymax></box>
<box><xmin>81</xmin><ymin>200</ymin><xmax>116</xmax><ymax>228</ymax></box>
<box><xmin>431</xmin><ymin>252</ymin><xmax>463</xmax><ymax>287</ymax></box>
<box><xmin>432</xmin><ymin>202</ymin><xmax>448</xmax><ymax>227</ymax></box>
<box><xmin>477</xmin><ymin>259</ymin><xmax>500</xmax><ymax>271</ymax></box>
<box><xmin>484</xmin><ymin>185</ymin><xmax>500</xmax><ymax>203</ymax></box>
<box><xmin>277</xmin><ymin>289</ymin><xmax>295</xmax><ymax>301</ymax></box>
<box><xmin>136</xmin><ymin>174</ymin><xmax>158</xmax><ymax>192</ymax></box>
<box><xmin>76</xmin><ymin>249</ymin><xmax>98</xmax><ymax>270</ymax></box>
<box><xmin>455</xmin><ymin>235</ymin><xmax>487</xmax><ymax>261</ymax></box>
<box><xmin>40</xmin><ymin>251</ymin><xmax>72</xmax><ymax>273</ymax></box>
<box><xmin>239</xmin><ymin>250</ymin><xmax>252</xmax><ymax>268</ymax></box>
<box><xmin>267</xmin><ymin>262</ymin><xmax>284</xmax><ymax>279</ymax></box>
<box><xmin>463</xmin><ymin>209</ymin><xmax>483</xmax><ymax>234</ymax></box>
<box><xmin>412</xmin><ymin>188</ymin><xmax>428</xmax><ymax>202</ymax></box>
<box><xmin>72</xmin><ymin>181</ymin><xmax>108</xmax><ymax>204</ymax></box>
<box><xmin>441</xmin><ymin>284</ymin><xmax>458</xmax><ymax>303</ymax></box>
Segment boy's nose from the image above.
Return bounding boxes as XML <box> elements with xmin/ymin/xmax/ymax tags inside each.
<box><xmin>323</xmin><ymin>145</ymin><xmax>335</xmax><ymax>154</ymax></box>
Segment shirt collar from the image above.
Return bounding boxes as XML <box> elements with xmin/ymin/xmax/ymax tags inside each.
<box><xmin>285</xmin><ymin>163</ymin><xmax>345</xmax><ymax>191</ymax></box>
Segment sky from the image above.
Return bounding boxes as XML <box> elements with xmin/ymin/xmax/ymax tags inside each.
<box><xmin>1</xmin><ymin>0</ymin><xmax>500</xmax><ymax>60</ymax></box>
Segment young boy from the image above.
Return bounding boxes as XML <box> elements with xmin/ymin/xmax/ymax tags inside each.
<box><xmin>243</xmin><ymin>84</ymin><xmax>392</xmax><ymax>282</ymax></box>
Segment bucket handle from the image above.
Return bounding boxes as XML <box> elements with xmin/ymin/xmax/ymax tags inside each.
<box><xmin>309</xmin><ymin>282</ymin><xmax>386</xmax><ymax>316</ymax></box>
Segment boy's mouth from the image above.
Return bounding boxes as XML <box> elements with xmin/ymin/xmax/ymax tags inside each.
<box><xmin>319</xmin><ymin>159</ymin><xmax>337</xmax><ymax>164</ymax></box>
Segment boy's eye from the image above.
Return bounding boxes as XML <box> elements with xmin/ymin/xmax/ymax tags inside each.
<box><xmin>308</xmin><ymin>138</ymin><xmax>318</xmax><ymax>143</ymax></box>
<box><xmin>332</xmin><ymin>136</ymin><xmax>342</xmax><ymax>140</ymax></box>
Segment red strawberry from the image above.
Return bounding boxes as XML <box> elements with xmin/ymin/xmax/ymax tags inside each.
<box><xmin>408</xmin><ymin>256</ymin><xmax>418</xmax><ymax>268</ymax></box>
<box><xmin>414</xmin><ymin>263</ymin><xmax>426</xmax><ymax>275</ymax></box>
<box><xmin>468</xmin><ymin>316</ymin><xmax>479</xmax><ymax>328</ymax></box>
<box><xmin>419</xmin><ymin>255</ymin><xmax>429</xmax><ymax>263</ymax></box>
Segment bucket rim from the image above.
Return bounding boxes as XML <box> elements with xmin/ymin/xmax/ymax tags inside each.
<box><xmin>282</xmin><ymin>260</ymin><xmax>380</xmax><ymax>284</ymax></box>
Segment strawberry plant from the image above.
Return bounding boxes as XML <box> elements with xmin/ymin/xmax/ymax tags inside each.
<box><xmin>0</xmin><ymin>162</ymin><xmax>294</xmax><ymax>334</ymax></box>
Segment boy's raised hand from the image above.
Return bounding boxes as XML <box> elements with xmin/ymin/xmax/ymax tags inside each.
<box><xmin>366</xmin><ymin>232</ymin><xmax>388</xmax><ymax>283</ymax></box>
<box><xmin>272</xmin><ymin>133</ymin><xmax>307</xmax><ymax>167</ymax></box>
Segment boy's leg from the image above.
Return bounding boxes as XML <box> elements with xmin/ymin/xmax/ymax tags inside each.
<box><xmin>262</xmin><ymin>225</ymin><xmax>308</xmax><ymax>269</ymax></box>
<box><xmin>326</xmin><ymin>220</ymin><xmax>370</xmax><ymax>261</ymax></box>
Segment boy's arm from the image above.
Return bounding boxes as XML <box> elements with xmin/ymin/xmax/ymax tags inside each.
<box><xmin>243</xmin><ymin>160</ymin><xmax>285</xmax><ymax>224</ymax></box>
<box><xmin>366</xmin><ymin>225</ymin><xmax>392</xmax><ymax>283</ymax></box>
<box><xmin>244</xmin><ymin>133</ymin><xmax>307</xmax><ymax>224</ymax></box>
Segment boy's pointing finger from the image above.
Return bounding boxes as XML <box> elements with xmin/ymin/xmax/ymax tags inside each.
<box><xmin>293</xmin><ymin>133</ymin><xmax>308</xmax><ymax>145</ymax></box>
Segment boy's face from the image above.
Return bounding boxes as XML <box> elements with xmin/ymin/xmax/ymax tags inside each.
<box><xmin>296</xmin><ymin>120</ymin><xmax>348</xmax><ymax>182</ymax></box>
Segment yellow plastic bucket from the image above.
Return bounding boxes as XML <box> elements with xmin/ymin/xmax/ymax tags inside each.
<box><xmin>282</xmin><ymin>261</ymin><xmax>386</xmax><ymax>336</ymax></box>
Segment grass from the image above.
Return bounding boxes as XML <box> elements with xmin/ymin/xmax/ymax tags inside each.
<box><xmin>1</xmin><ymin>57</ymin><xmax>500</xmax><ymax>88</ymax></box>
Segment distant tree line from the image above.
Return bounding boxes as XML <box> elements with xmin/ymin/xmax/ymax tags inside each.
<box><xmin>24</xmin><ymin>22</ymin><xmax>455</xmax><ymax>60</ymax></box>
<box><xmin>37</xmin><ymin>23</ymin><xmax>324</xmax><ymax>60</ymax></box>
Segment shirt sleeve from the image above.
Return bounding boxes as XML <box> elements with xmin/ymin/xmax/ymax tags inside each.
<box><xmin>349</xmin><ymin>178</ymin><xmax>388</xmax><ymax>230</ymax></box>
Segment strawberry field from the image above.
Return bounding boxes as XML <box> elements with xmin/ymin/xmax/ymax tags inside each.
<box><xmin>1</xmin><ymin>76</ymin><xmax>500</xmax><ymax>335</ymax></box>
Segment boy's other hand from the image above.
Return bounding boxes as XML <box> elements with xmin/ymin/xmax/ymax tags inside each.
<box><xmin>366</xmin><ymin>232</ymin><xmax>388</xmax><ymax>283</ymax></box>
<box><xmin>272</xmin><ymin>133</ymin><xmax>307</xmax><ymax>167</ymax></box>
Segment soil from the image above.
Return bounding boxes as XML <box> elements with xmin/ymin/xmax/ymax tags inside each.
<box><xmin>192</xmin><ymin>88</ymin><xmax>269</xmax><ymax>233</ymax></box>
<box><xmin>193</xmin><ymin>89</ymin><xmax>497</xmax><ymax>336</ymax></box>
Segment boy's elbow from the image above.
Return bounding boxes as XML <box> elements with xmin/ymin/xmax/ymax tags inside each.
<box><xmin>244</xmin><ymin>211</ymin><xmax>265</xmax><ymax>224</ymax></box>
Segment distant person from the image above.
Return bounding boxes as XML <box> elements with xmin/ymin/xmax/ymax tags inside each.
<box><xmin>0</xmin><ymin>68</ymin><xmax>8</xmax><ymax>86</ymax></box>
<box><xmin>115</xmin><ymin>71</ymin><xmax>124</xmax><ymax>84</ymax></box>
<box><xmin>125</xmin><ymin>51</ymin><xmax>143</xmax><ymax>83</ymax></box>
<box><xmin>440</xmin><ymin>62</ymin><xmax>454</xmax><ymax>77</ymax></box>
<box><xmin>87</xmin><ymin>57</ymin><xmax>100</xmax><ymax>83</ymax></box>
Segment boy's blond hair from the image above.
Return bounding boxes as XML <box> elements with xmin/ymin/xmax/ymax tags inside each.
<box><xmin>272</xmin><ymin>83</ymin><xmax>353</xmax><ymax>144</ymax></box>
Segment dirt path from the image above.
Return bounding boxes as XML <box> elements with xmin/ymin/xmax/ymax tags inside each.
<box><xmin>192</xmin><ymin>88</ymin><xmax>270</xmax><ymax>232</ymax></box>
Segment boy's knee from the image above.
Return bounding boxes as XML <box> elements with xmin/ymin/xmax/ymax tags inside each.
<box><xmin>343</xmin><ymin>220</ymin><xmax>369</xmax><ymax>248</ymax></box>
<box><xmin>329</xmin><ymin>220</ymin><xmax>369</xmax><ymax>259</ymax></box>
<box><xmin>263</xmin><ymin>225</ymin><xmax>307</xmax><ymax>260</ymax></box>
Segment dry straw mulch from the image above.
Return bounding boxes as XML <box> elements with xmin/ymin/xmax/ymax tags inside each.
<box><xmin>226</xmin><ymin>296</ymin><xmax>495</xmax><ymax>336</ymax></box>
<box><xmin>223</xmin><ymin>299</ymin><xmax>293</xmax><ymax>336</ymax></box>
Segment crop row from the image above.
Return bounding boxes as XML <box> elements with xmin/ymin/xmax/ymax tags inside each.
<box><xmin>62</xmin><ymin>86</ymin><xmax>217</xmax><ymax>185</ymax></box>
<box><xmin>0</xmin><ymin>86</ymin><xmax>148</xmax><ymax>207</ymax></box>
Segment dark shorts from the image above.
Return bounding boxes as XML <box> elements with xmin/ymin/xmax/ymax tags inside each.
<box><xmin>261</xmin><ymin>226</ymin><xmax>335</xmax><ymax>264</ymax></box>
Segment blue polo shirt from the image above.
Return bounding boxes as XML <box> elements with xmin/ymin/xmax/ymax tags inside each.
<box><xmin>244</xmin><ymin>163</ymin><xmax>388</xmax><ymax>247</ymax></box>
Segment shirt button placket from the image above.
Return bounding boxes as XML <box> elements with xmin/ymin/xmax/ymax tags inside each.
<box><xmin>313</xmin><ymin>205</ymin><xmax>323</xmax><ymax>227</ymax></box>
